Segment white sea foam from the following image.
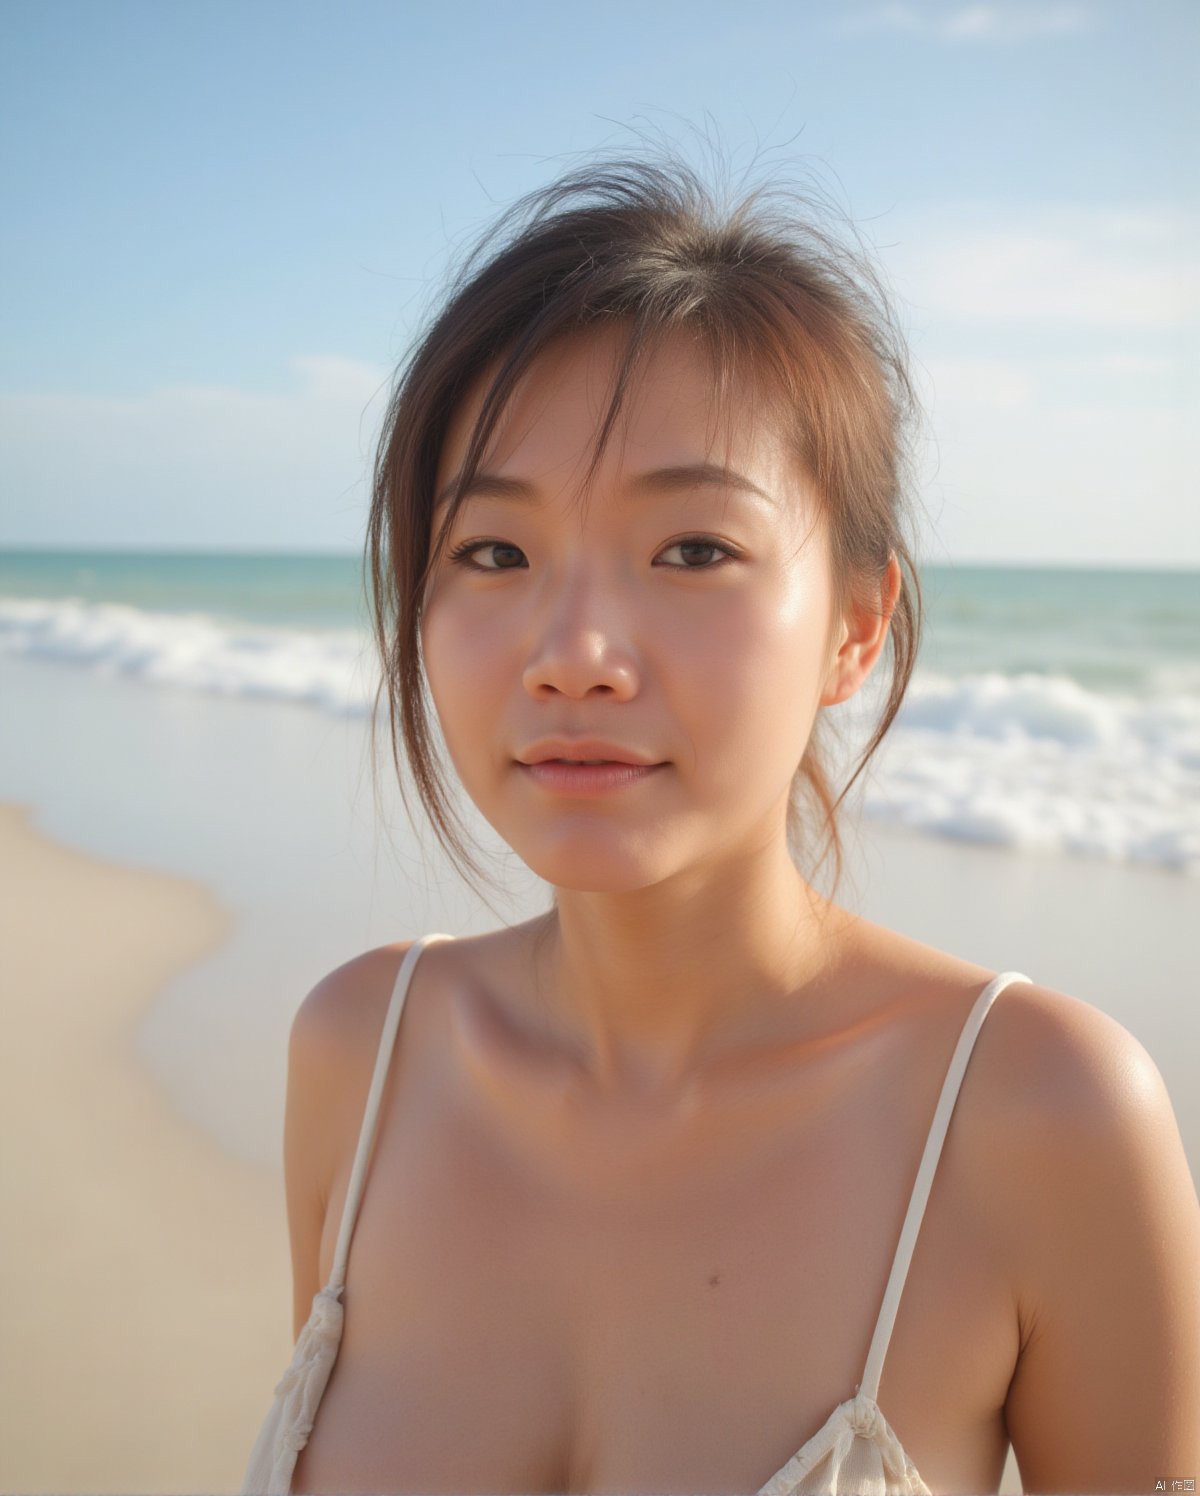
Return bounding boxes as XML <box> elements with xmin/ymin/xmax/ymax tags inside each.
<box><xmin>3</xmin><ymin>595</ymin><xmax>1197</xmax><ymax>874</ymax></box>
<box><xmin>0</xmin><ymin>594</ymin><xmax>377</xmax><ymax>716</ymax></box>
<box><xmin>858</xmin><ymin>671</ymin><xmax>1200</xmax><ymax>876</ymax></box>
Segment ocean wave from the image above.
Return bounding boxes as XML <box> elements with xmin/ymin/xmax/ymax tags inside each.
<box><xmin>3</xmin><ymin>594</ymin><xmax>1197</xmax><ymax>875</ymax></box>
<box><xmin>0</xmin><ymin>593</ymin><xmax>377</xmax><ymax>715</ymax></box>
<box><xmin>858</xmin><ymin>671</ymin><xmax>1200</xmax><ymax>876</ymax></box>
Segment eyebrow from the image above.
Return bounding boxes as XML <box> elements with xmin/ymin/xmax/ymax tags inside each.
<box><xmin>432</xmin><ymin>462</ymin><xmax>777</xmax><ymax>512</ymax></box>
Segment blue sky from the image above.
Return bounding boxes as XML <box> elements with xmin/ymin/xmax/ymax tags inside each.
<box><xmin>1</xmin><ymin>0</ymin><xmax>1196</xmax><ymax>564</ymax></box>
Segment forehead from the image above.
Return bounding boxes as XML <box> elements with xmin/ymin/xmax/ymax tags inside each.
<box><xmin>434</xmin><ymin>323</ymin><xmax>790</xmax><ymax>497</ymax></box>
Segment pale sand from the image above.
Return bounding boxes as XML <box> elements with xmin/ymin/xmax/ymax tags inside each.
<box><xmin>0</xmin><ymin>801</ymin><xmax>292</xmax><ymax>1493</ymax></box>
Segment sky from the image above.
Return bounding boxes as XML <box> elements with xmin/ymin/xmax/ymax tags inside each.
<box><xmin>0</xmin><ymin>0</ymin><xmax>1196</xmax><ymax>566</ymax></box>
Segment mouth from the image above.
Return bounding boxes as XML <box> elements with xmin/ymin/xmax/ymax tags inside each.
<box><xmin>542</xmin><ymin>757</ymin><xmax>649</xmax><ymax>766</ymax></box>
<box><xmin>517</xmin><ymin>760</ymin><xmax>666</xmax><ymax>795</ymax></box>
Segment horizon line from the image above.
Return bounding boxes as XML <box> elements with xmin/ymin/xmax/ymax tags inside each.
<box><xmin>1</xmin><ymin>543</ymin><xmax>1197</xmax><ymax>575</ymax></box>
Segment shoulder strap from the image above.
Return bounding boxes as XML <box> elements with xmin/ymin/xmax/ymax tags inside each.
<box><xmin>856</xmin><ymin>969</ymin><xmax>1032</xmax><ymax>1401</ymax></box>
<box><xmin>327</xmin><ymin>933</ymin><xmax>456</xmax><ymax>1292</ymax></box>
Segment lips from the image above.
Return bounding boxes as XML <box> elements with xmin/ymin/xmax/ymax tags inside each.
<box><xmin>518</xmin><ymin>737</ymin><xmax>663</xmax><ymax>767</ymax></box>
<box><xmin>519</xmin><ymin>760</ymin><xmax>665</xmax><ymax>795</ymax></box>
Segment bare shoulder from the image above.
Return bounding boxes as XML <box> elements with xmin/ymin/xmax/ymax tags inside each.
<box><xmin>962</xmin><ymin>979</ymin><xmax>1200</xmax><ymax>1487</ymax></box>
<box><xmin>961</xmin><ymin>976</ymin><xmax>1192</xmax><ymax>1238</ymax></box>
<box><xmin>290</xmin><ymin>939</ymin><xmax>424</xmax><ymax>1059</ymax></box>
<box><xmin>966</xmin><ymin>976</ymin><xmax>1171</xmax><ymax>1134</ymax></box>
<box><xmin>286</xmin><ymin>940</ymin><xmax>428</xmax><ymax>1194</ymax></box>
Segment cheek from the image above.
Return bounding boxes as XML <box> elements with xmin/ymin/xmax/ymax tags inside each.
<box><xmin>663</xmin><ymin>589</ymin><xmax>828</xmax><ymax>771</ymax></box>
<box><xmin>679</xmin><ymin>581</ymin><xmax>825</xmax><ymax>698</ymax></box>
<box><xmin>419</xmin><ymin>596</ymin><xmax>508</xmax><ymax>729</ymax></box>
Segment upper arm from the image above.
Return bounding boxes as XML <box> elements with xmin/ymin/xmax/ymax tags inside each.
<box><xmin>999</xmin><ymin>990</ymin><xmax>1200</xmax><ymax>1492</ymax></box>
<box><xmin>282</xmin><ymin>943</ymin><xmax>417</xmax><ymax>1342</ymax></box>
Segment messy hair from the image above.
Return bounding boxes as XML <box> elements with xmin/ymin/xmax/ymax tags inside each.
<box><xmin>365</xmin><ymin>149</ymin><xmax>924</xmax><ymax>914</ymax></box>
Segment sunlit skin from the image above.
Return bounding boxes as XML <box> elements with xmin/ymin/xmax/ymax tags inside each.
<box><xmin>420</xmin><ymin>322</ymin><xmax>901</xmax><ymax>1101</ymax></box>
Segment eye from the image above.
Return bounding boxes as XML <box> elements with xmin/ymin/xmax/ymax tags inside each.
<box><xmin>446</xmin><ymin>538</ymin><xmax>526</xmax><ymax>571</ymax></box>
<box><xmin>656</xmin><ymin>535</ymin><xmax>739</xmax><ymax>571</ymax></box>
<box><xmin>444</xmin><ymin>534</ymin><xmax>739</xmax><ymax>573</ymax></box>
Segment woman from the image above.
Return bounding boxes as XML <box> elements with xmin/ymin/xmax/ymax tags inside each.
<box><xmin>242</xmin><ymin>154</ymin><xmax>1199</xmax><ymax>1494</ymax></box>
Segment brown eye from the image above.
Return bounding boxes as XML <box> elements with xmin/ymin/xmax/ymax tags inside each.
<box><xmin>447</xmin><ymin>540</ymin><xmax>526</xmax><ymax>571</ymax></box>
<box><xmin>656</xmin><ymin>536</ymin><xmax>738</xmax><ymax>570</ymax></box>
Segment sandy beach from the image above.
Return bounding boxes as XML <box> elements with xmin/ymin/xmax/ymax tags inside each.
<box><xmin>0</xmin><ymin>801</ymin><xmax>292</xmax><ymax>1493</ymax></box>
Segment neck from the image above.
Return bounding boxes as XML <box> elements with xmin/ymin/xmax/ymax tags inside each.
<box><xmin>525</xmin><ymin>842</ymin><xmax>855</xmax><ymax>1101</ymax></box>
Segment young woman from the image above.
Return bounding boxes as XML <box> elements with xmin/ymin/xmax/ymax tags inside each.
<box><xmin>242</xmin><ymin>156</ymin><xmax>1199</xmax><ymax>1495</ymax></box>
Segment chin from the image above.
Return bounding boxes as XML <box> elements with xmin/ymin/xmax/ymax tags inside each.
<box><xmin>512</xmin><ymin>836</ymin><xmax>675</xmax><ymax>896</ymax></box>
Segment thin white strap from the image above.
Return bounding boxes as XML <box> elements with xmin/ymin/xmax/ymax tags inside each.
<box><xmin>857</xmin><ymin>970</ymin><xmax>1032</xmax><ymax>1401</ymax></box>
<box><xmin>327</xmin><ymin>933</ymin><xmax>456</xmax><ymax>1291</ymax></box>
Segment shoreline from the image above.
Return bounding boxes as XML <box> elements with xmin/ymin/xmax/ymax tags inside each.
<box><xmin>0</xmin><ymin>800</ymin><xmax>292</xmax><ymax>1492</ymax></box>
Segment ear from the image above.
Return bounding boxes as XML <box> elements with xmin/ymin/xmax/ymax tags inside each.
<box><xmin>819</xmin><ymin>553</ymin><xmax>903</xmax><ymax>708</ymax></box>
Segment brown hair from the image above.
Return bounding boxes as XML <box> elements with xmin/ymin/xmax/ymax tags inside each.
<box><xmin>364</xmin><ymin>150</ymin><xmax>925</xmax><ymax>916</ymax></box>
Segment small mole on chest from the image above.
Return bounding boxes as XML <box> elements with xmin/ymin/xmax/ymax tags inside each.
<box><xmin>707</xmin><ymin>1271</ymin><xmax>721</xmax><ymax>1287</ymax></box>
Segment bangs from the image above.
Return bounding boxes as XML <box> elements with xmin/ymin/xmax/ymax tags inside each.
<box><xmin>427</xmin><ymin>311</ymin><xmax>814</xmax><ymax>575</ymax></box>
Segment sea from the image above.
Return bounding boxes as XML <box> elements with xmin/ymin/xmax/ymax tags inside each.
<box><xmin>2</xmin><ymin>546</ymin><xmax>1196</xmax><ymax>875</ymax></box>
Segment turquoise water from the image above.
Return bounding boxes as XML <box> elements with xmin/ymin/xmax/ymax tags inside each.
<box><xmin>917</xmin><ymin>563</ymin><xmax>1198</xmax><ymax>694</ymax></box>
<box><xmin>0</xmin><ymin>548</ymin><xmax>372</xmax><ymax>629</ymax></box>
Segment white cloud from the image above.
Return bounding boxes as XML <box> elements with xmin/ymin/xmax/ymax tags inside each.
<box><xmin>913</xmin><ymin>351</ymin><xmax>1188</xmax><ymax>421</ymax></box>
<box><xmin>0</xmin><ymin>341</ymin><xmax>1193</xmax><ymax>567</ymax></box>
<box><xmin>895</xmin><ymin>340</ymin><xmax>1195</xmax><ymax>563</ymax></box>
<box><xmin>917</xmin><ymin>356</ymin><xmax>1033</xmax><ymax>407</ymax></box>
<box><xmin>0</xmin><ymin>355</ymin><xmax>392</xmax><ymax>550</ymax></box>
<box><xmin>844</xmin><ymin>2</ymin><xmax>1094</xmax><ymax>41</ymax></box>
<box><xmin>1093</xmin><ymin>353</ymin><xmax>1175</xmax><ymax>376</ymax></box>
<box><xmin>288</xmin><ymin>354</ymin><xmax>390</xmax><ymax>405</ymax></box>
<box><xmin>942</xmin><ymin>3</ymin><xmax>1091</xmax><ymax>39</ymax></box>
<box><xmin>918</xmin><ymin>399</ymin><xmax>1190</xmax><ymax>565</ymax></box>
<box><xmin>883</xmin><ymin>206</ymin><xmax>1200</xmax><ymax>329</ymax></box>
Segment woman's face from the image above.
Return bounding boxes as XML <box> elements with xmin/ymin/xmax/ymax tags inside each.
<box><xmin>421</xmin><ymin>323</ymin><xmax>849</xmax><ymax>894</ymax></box>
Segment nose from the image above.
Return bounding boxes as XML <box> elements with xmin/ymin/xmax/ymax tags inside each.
<box><xmin>519</xmin><ymin>564</ymin><xmax>641</xmax><ymax>702</ymax></box>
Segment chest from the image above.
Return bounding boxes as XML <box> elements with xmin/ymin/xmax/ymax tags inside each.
<box><xmin>290</xmin><ymin>1034</ymin><xmax>1018</xmax><ymax>1494</ymax></box>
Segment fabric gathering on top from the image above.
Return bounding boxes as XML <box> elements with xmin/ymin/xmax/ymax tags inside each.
<box><xmin>241</xmin><ymin>932</ymin><xmax>1032</xmax><ymax>1496</ymax></box>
